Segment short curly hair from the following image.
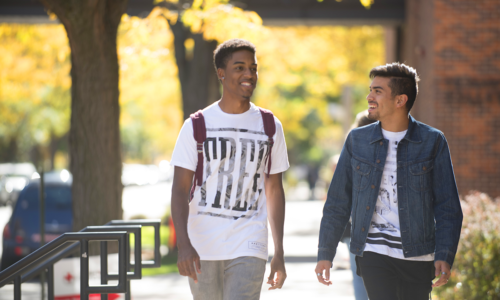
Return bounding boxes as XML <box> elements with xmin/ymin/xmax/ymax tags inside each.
<box><xmin>369</xmin><ymin>63</ymin><xmax>420</xmax><ymax>112</ymax></box>
<box><xmin>213</xmin><ymin>39</ymin><xmax>256</xmax><ymax>72</ymax></box>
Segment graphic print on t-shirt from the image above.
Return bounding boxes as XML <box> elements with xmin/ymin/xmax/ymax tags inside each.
<box><xmin>197</xmin><ymin>132</ymin><xmax>271</xmax><ymax>220</ymax></box>
<box><xmin>365</xmin><ymin>129</ymin><xmax>434</xmax><ymax>261</ymax></box>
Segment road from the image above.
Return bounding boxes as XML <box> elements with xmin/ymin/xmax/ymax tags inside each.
<box><xmin>0</xmin><ymin>184</ymin><xmax>355</xmax><ymax>300</ymax></box>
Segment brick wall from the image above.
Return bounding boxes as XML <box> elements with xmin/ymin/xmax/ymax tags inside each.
<box><xmin>405</xmin><ymin>0</ymin><xmax>500</xmax><ymax>197</ymax></box>
<box><xmin>433</xmin><ymin>0</ymin><xmax>500</xmax><ymax>197</ymax></box>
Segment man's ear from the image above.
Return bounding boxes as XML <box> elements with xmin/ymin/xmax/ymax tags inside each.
<box><xmin>217</xmin><ymin>68</ymin><xmax>225</xmax><ymax>83</ymax></box>
<box><xmin>396</xmin><ymin>94</ymin><xmax>408</xmax><ymax>109</ymax></box>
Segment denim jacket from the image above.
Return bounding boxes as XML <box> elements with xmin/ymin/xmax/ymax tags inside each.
<box><xmin>318</xmin><ymin>115</ymin><xmax>463</xmax><ymax>267</ymax></box>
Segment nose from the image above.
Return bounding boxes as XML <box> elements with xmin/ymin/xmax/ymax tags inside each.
<box><xmin>243</xmin><ymin>68</ymin><xmax>253</xmax><ymax>78</ymax></box>
<box><xmin>366</xmin><ymin>92</ymin><xmax>373</xmax><ymax>101</ymax></box>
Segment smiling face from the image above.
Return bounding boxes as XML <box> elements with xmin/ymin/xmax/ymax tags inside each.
<box><xmin>218</xmin><ymin>50</ymin><xmax>258</xmax><ymax>102</ymax></box>
<box><xmin>367</xmin><ymin>76</ymin><xmax>398</xmax><ymax>122</ymax></box>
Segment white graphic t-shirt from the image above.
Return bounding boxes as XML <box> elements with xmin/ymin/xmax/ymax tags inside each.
<box><xmin>364</xmin><ymin>129</ymin><xmax>434</xmax><ymax>261</ymax></box>
<box><xmin>170</xmin><ymin>101</ymin><xmax>289</xmax><ymax>261</ymax></box>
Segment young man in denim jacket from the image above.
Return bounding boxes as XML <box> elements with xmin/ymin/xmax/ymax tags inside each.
<box><xmin>315</xmin><ymin>63</ymin><xmax>463</xmax><ymax>300</ymax></box>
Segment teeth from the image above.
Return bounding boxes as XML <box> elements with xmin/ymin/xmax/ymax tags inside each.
<box><xmin>241</xmin><ymin>82</ymin><xmax>251</xmax><ymax>86</ymax></box>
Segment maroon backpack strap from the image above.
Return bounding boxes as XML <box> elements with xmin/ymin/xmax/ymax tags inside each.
<box><xmin>190</xmin><ymin>110</ymin><xmax>206</xmax><ymax>200</ymax></box>
<box><xmin>259</xmin><ymin>108</ymin><xmax>276</xmax><ymax>178</ymax></box>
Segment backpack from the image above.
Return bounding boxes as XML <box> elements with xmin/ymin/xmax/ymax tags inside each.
<box><xmin>189</xmin><ymin>107</ymin><xmax>276</xmax><ymax>200</ymax></box>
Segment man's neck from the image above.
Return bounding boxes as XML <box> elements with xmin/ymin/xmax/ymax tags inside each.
<box><xmin>219</xmin><ymin>94</ymin><xmax>251</xmax><ymax>114</ymax></box>
<box><xmin>380</xmin><ymin>114</ymin><xmax>410</xmax><ymax>132</ymax></box>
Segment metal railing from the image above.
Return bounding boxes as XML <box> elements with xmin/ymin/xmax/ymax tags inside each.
<box><xmin>0</xmin><ymin>219</ymin><xmax>162</xmax><ymax>300</ymax></box>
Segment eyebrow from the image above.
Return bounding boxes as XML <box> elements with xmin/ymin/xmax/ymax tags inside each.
<box><xmin>233</xmin><ymin>61</ymin><xmax>257</xmax><ymax>66</ymax></box>
<box><xmin>371</xmin><ymin>86</ymin><xmax>384</xmax><ymax>90</ymax></box>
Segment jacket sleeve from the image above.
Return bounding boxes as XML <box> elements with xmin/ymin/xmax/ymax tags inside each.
<box><xmin>432</xmin><ymin>133</ymin><xmax>463</xmax><ymax>267</ymax></box>
<box><xmin>318</xmin><ymin>132</ymin><xmax>354</xmax><ymax>262</ymax></box>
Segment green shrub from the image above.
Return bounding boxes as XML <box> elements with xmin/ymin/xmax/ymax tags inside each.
<box><xmin>433</xmin><ymin>192</ymin><xmax>500</xmax><ymax>300</ymax></box>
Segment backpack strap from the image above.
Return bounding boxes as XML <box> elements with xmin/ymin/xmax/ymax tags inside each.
<box><xmin>190</xmin><ymin>110</ymin><xmax>206</xmax><ymax>200</ymax></box>
<box><xmin>259</xmin><ymin>108</ymin><xmax>276</xmax><ymax>178</ymax></box>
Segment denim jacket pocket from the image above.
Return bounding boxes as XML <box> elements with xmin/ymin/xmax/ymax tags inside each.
<box><xmin>409</xmin><ymin>160</ymin><xmax>434</xmax><ymax>192</ymax></box>
<box><xmin>351</xmin><ymin>158</ymin><xmax>372</xmax><ymax>191</ymax></box>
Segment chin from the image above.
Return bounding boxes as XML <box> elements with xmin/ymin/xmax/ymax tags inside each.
<box><xmin>367</xmin><ymin>113</ymin><xmax>379</xmax><ymax>121</ymax></box>
<box><xmin>241</xmin><ymin>93</ymin><xmax>253</xmax><ymax>100</ymax></box>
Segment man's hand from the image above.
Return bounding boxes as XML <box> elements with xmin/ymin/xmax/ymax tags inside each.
<box><xmin>265</xmin><ymin>173</ymin><xmax>287</xmax><ymax>290</ymax></box>
<box><xmin>267</xmin><ymin>254</ymin><xmax>287</xmax><ymax>290</ymax></box>
<box><xmin>315</xmin><ymin>260</ymin><xmax>332</xmax><ymax>286</ymax></box>
<box><xmin>177</xmin><ymin>243</ymin><xmax>201</xmax><ymax>283</ymax></box>
<box><xmin>171</xmin><ymin>167</ymin><xmax>200</xmax><ymax>282</ymax></box>
<box><xmin>432</xmin><ymin>260</ymin><xmax>451</xmax><ymax>287</ymax></box>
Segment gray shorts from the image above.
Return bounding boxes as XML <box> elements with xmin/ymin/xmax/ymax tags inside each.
<box><xmin>188</xmin><ymin>256</ymin><xmax>267</xmax><ymax>300</ymax></box>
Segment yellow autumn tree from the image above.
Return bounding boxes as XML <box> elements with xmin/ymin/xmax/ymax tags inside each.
<box><xmin>252</xmin><ymin>26</ymin><xmax>384</xmax><ymax>165</ymax></box>
<box><xmin>117</xmin><ymin>15</ymin><xmax>182</xmax><ymax>162</ymax></box>
<box><xmin>0</xmin><ymin>24</ymin><xmax>70</xmax><ymax>167</ymax></box>
<box><xmin>1</xmin><ymin>3</ymin><xmax>383</xmax><ymax>168</ymax></box>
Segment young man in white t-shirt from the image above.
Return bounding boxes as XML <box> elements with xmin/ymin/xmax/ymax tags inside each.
<box><xmin>315</xmin><ymin>63</ymin><xmax>462</xmax><ymax>300</ymax></box>
<box><xmin>170</xmin><ymin>39</ymin><xmax>289</xmax><ymax>300</ymax></box>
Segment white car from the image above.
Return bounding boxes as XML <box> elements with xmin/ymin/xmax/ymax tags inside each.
<box><xmin>0</xmin><ymin>163</ymin><xmax>36</xmax><ymax>206</ymax></box>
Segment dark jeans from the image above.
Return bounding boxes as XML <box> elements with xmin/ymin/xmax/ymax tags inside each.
<box><xmin>356</xmin><ymin>251</ymin><xmax>435</xmax><ymax>300</ymax></box>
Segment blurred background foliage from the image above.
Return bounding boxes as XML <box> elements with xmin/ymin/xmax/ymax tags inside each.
<box><xmin>0</xmin><ymin>24</ymin><xmax>70</xmax><ymax>168</ymax></box>
<box><xmin>433</xmin><ymin>192</ymin><xmax>500</xmax><ymax>300</ymax></box>
<box><xmin>0</xmin><ymin>3</ymin><xmax>383</xmax><ymax>181</ymax></box>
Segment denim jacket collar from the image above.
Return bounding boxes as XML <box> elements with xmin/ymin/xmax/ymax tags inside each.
<box><xmin>369</xmin><ymin>114</ymin><xmax>422</xmax><ymax>144</ymax></box>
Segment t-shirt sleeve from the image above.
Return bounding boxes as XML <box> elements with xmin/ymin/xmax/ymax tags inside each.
<box><xmin>268</xmin><ymin>117</ymin><xmax>290</xmax><ymax>174</ymax></box>
<box><xmin>170</xmin><ymin>118</ymin><xmax>197</xmax><ymax>172</ymax></box>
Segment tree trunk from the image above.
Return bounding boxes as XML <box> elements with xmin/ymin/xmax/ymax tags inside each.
<box><xmin>170</xmin><ymin>20</ymin><xmax>221</xmax><ymax>121</ymax></box>
<box><xmin>0</xmin><ymin>136</ymin><xmax>18</xmax><ymax>162</ymax></box>
<box><xmin>40</xmin><ymin>0</ymin><xmax>127</xmax><ymax>231</ymax></box>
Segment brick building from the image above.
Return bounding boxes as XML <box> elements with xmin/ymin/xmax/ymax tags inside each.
<box><xmin>404</xmin><ymin>0</ymin><xmax>500</xmax><ymax>198</ymax></box>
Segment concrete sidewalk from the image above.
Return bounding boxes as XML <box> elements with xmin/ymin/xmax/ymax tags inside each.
<box><xmin>130</xmin><ymin>263</ymin><xmax>354</xmax><ymax>300</ymax></box>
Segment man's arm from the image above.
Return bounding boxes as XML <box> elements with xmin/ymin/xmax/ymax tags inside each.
<box><xmin>265</xmin><ymin>172</ymin><xmax>287</xmax><ymax>290</ymax></box>
<box><xmin>432</xmin><ymin>134</ymin><xmax>463</xmax><ymax>286</ymax></box>
<box><xmin>432</xmin><ymin>134</ymin><xmax>463</xmax><ymax>265</ymax></box>
<box><xmin>316</xmin><ymin>133</ymin><xmax>354</xmax><ymax>285</ymax></box>
<box><xmin>171</xmin><ymin>166</ymin><xmax>201</xmax><ymax>283</ymax></box>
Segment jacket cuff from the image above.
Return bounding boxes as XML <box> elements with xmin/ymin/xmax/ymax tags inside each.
<box><xmin>434</xmin><ymin>249</ymin><xmax>456</xmax><ymax>268</ymax></box>
<box><xmin>317</xmin><ymin>248</ymin><xmax>336</xmax><ymax>263</ymax></box>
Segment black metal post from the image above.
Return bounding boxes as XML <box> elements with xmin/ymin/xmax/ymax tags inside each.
<box><xmin>125</xmin><ymin>233</ymin><xmax>131</xmax><ymax>300</ymax></box>
<box><xmin>125</xmin><ymin>281</ymin><xmax>131</xmax><ymax>300</ymax></box>
<box><xmin>14</xmin><ymin>276</ymin><xmax>21</xmax><ymax>300</ymax></box>
<box><xmin>100</xmin><ymin>241</ymin><xmax>108</xmax><ymax>300</ymax></box>
<box><xmin>39</xmin><ymin>169</ymin><xmax>46</xmax><ymax>300</ymax></box>
<box><xmin>47</xmin><ymin>266</ymin><xmax>54</xmax><ymax>300</ymax></box>
<box><xmin>80</xmin><ymin>239</ymin><xmax>89</xmax><ymax>300</ymax></box>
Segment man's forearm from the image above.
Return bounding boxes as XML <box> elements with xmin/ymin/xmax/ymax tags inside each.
<box><xmin>171</xmin><ymin>189</ymin><xmax>191</xmax><ymax>248</ymax></box>
<box><xmin>171</xmin><ymin>167</ymin><xmax>196</xmax><ymax>248</ymax></box>
<box><xmin>267</xmin><ymin>194</ymin><xmax>285</xmax><ymax>255</ymax></box>
<box><xmin>265</xmin><ymin>174</ymin><xmax>286</xmax><ymax>255</ymax></box>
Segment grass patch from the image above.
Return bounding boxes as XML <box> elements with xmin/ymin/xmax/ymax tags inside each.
<box><xmin>135</xmin><ymin>225</ymin><xmax>169</xmax><ymax>248</ymax></box>
<box><xmin>130</xmin><ymin>225</ymin><xmax>178</xmax><ymax>276</ymax></box>
<box><xmin>142</xmin><ymin>253</ymin><xmax>178</xmax><ymax>276</ymax></box>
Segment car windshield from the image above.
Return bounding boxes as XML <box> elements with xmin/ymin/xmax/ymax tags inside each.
<box><xmin>17</xmin><ymin>186</ymin><xmax>72</xmax><ymax>210</ymax></box>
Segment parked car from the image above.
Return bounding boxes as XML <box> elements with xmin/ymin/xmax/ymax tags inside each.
<box><xmin>1</xmin><ymin>170</ymin><xmax>72</xmax><ymax>270</ymax></box>
<box><xmin>0</xmin><ymin>163</ymin><xmax>37</xmax><ymax>207</ymax></box>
